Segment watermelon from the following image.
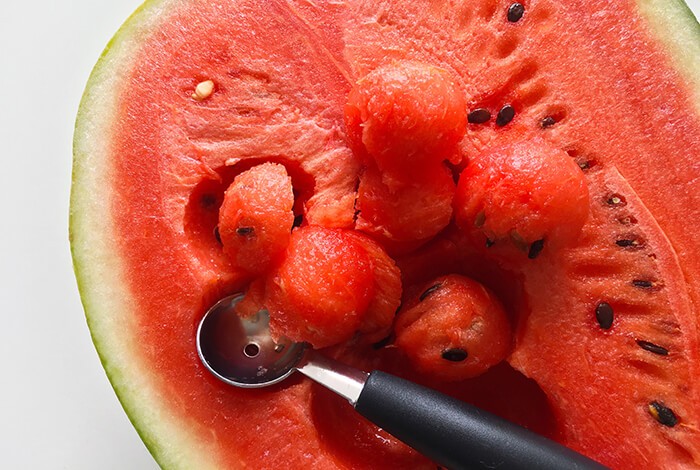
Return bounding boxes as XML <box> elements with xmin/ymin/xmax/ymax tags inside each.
<box><xmin>394</xmin><ymin>274</ymin><xmax>512</xmax><ymax>382</ymax></box>
<box><xmin>70</xmin><ymin>0</ymin><xmax>700</xmax><ymax>468</ymax></box>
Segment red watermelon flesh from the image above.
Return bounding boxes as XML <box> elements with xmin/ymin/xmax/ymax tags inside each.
<box><xmin>217</xmin><ymin>162</ymin><xmax>294</xmax><ymax>275</ymax></box>
<box><xmin>265</xmin><ymin>225</ymin><xmax>374</xmax><ymax>348</ymax></box>
<box><xmin>70</xmin><ymin>0</ymin><xmax>700</xmax><ymax>468</ymax></box>
<box><xmin>394</xmin><ymin>274</ymin><xmax>512</xmax><ymax>382</ymax></box>
<box><xmin>454</xmin><ymin>138</ymin><xmax>590</xmax><ymax>258</ymax></box>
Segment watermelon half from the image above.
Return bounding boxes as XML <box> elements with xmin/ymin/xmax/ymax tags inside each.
<box><xmin>71</xmin><ymin>0</ymin><xmax>700</xmax><ymax>468</ymax></box>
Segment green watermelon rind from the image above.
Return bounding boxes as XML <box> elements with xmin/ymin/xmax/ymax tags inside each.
<box><xmin>638</xmin><ymin>0</ymin><xmax>700</xmax><ymax>113</ymax></box>
<box><xmin>71</xmin><ymin>0</ymin><xmax>224</xmax><ymax>468</ymax></box>
<box><xmin>70</xmin><ymin>1</ymin><xmax>700</xmax><ymax>469</ymax></box>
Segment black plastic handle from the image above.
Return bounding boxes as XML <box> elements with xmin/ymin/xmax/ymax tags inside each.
<box><xmin>355</xmin><ymin>371</ymin><xmax>608</xmax><ymax>470</ymax></box>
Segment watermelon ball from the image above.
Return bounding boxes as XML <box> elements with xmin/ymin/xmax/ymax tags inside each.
<box><xmin>344</xmin><ymin>231</ymin><xmax>403</xmax><ymax>344</ymax></box>
<box><xmin>355</xmin><ymin>162</ymin><xmax>456</xmax><ymax>247</ymax></box>
<box><xmin>344</xmin><ymin>60</ymin><xmax>467</xmax><ymax>178</ymax></box>
<box><xmin>265</xmin><ymin>225</ymin><xmax>375</xmax><ymax>348</ymax></box>
<box><xmin>218</xmin><ymin>163</ymin><xmax>295</xmax><ymax>275</ymax></box>
<box><xmin>454</xmin><ymin>139</ymin><xmax>589</xmax><ymax>259</ymax></box>
<box><xmin>394</xmin><ymin>274</ymin><xmax>511</xmax><ymax>381</ymax></box>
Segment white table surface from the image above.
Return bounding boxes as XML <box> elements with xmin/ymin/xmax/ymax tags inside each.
<box><xmin>1</xmin><ymin>1</ymin><xmax>698</xmax><ymax>468</ymax></box>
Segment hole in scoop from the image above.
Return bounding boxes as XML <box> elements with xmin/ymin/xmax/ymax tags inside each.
<box><xmin>244</xmin><ymin>342</ymin><xmax>260</xmax><ymax>358</ymax></box>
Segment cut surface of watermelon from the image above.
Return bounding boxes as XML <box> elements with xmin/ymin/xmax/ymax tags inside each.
<box><xmin>71</xmin><ymin>0</ymin><xmax>700</xmax><ymax>468</ymax></box>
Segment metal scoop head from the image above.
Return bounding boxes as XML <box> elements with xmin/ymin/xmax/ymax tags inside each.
<box><xmin>195</xmin><ymin>296</ymin><xmax>607</xmax><ymax>470</ymax></box>
<box><xmin>196</xmin><ymin>294</ymin><xmax>307</xmax><ymax>388</ymax></box>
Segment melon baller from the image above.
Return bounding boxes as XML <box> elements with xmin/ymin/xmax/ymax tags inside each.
<box><xmin>196</xmin><ymin>294</ymin><xmax>607</xmax><ymax>470</ymax></box>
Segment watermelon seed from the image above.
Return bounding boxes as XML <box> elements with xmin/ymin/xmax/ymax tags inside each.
<box><xmin>577</xmin><ymin>159</ymin><xmax>598</xmax><ymax>171</ymax></box>
<box><xmin>615</xmin><ymin>237</ymin><xmax>645</xmax><ymax>249</ymax></box>
<box><xmin>632</xmin><ymin>279</ymin><xmax>656</xmax><ymax>289</ymax></box>
<box><xmin>595</xmin><ymin>302</ymin><xmax>614</xmax><ymax>329</ymax></box>
<box><xmin>274</xmin><ymin>343</ymin><xmax>285</xmax><ymax>353</ymax></box>
<box><xmin>636</xmin><ymin>340</ymin><xmax>669</xmax><ymax>356</ymax></box>
<box><xmin>528</xmin><ymin>239</ymin><xmax>545</xmax><ymax>259</ymax></box>
<box><xmin>648</xmin><ymin>401</ymin><xmax>678</xmax><ymax>427</ymax></box>
<box><xmin>496</xmin><ymin>105</ymin><xmax>515</xmax><ymax>126</ymax></box>
<box><xmin>606</xmin><ymin>193</ymin><xmax>627</xmax><ymax>207</ymax></box>
<box><xmin>236</xmin><ymin>226</ymin><xmax>255</xmax><ymax>236</ymax></box>
<box><xmin>540</xmin><ymin>116</ymin><xmax>557</xmax><ymax>128</ymax></box>
<box><xmin>468</xmin><ymin>108</ymin><xmax>491</xmax><ymax>124</ymax></box>
<box><xmin>213</xmin><ymin>226</ymin><xmax>222</xmax><ymax>244</ymax></box>
<box><xmin>192</xmin><ymin>79</ymin><xmax>215</xmax><ymax>101</ymax></box>
<box><xmin>420</xmin><ymin>283</ymin><xmax>443</xmax><ymax>301</ymax></box>
<box><xmin>618</xmin><ymin>215</ymin><xmax>638</xmax><ymax>225</ymax></box>
<box><xmin>474</xmin><ymin>211</ymin><xmax>486</xmax><ymax>228</ymax></box>
<box><xmin>507</xmin><ymin>3</ymin><xmax>525</xmax><ymax>22</ymax></box>
<box><xmin>541</xmin><ymin>107</ymin><xmax>567</xmax><ymax>127</ymax></box>
<box><xmin>442</xmin><ymin>348</ymin><xmax>468</xmax><ymax>362</ymax></box>
<box><xmin>485</xmin><ymin>238</ymin><xmax>495</xmax><ymax>248</ymax></box>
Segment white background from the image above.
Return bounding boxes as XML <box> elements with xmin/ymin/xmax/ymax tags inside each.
<box><xmin>0</xmin><ymin>1</ymin><xmax>698</xmax><ymax>468</ymax></box>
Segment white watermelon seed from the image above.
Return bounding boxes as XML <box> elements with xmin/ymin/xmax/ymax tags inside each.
<box><xmin>192</xmin><ymin>80</ymin><xmax>215</xmax><ymax>100</ymax></box>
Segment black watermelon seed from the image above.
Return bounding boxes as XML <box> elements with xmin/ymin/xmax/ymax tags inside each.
<box><xmin>648</xmin><ymin>401</ymin><xmax>678</xmax><ymax>427</ymax></box>
<box><xmin>442</xmin><ymin>348</ymin><xmax>468</xmax><ymax>362</ymax></box>
<box><xmin>632</xmin><ymin>279</ymin><xmax>655</xmax><ymax>289</ymax></box>
<box><xmin>236</xmin><ymin>226</ymin><xmax>255</xmax><ymax>236</ymax></box>
<box><xmin>606</xmin><ymin>193</ymin><xmax>627</xmax><ymax>207</ymax></box>
<box><xmin>595</xmin><ymin>302</ymin><xmax>614</xmax><ymax>329</ymax></box>
<box><xmin>540</xmin><ymin>116</ymin><xmax>556</xmax><ymax>128</ymax></box>
<box><xmin>420</xmin><ymin>283</ymin><xmax>442</xmax><ymax>301</ymax></box>
<box><xmin>577</xmin><ymin>159</ymin><xmax>598</xmax><ymax>171</ymax></box>
<box><xmin>528</xmin><ymin>239</ymin><xmax>545</xmax><ymax>259</ymax></box>
<box><xmin>507</xmin><ymin>3</ymin><xmax>525</xmax><ymax>22</ymax></box>
<box><xmin>292</xmin><ymin>214</ymin><xmax>303</xmax><ymax>228</ymax></box>
<box><xmin>468</xmin><ymin>108</ymin><xmax>491</xmax><ymax>124</ymax></box>
<box><xmin>496</xmin><ymin>105</ymin><xmax>516</xmax><ymax>126</ymax></box>
<box><xmin>213</xmin><ymin>226</ymin><xmax>222</xmax><ymax>244</ymax></box>
<box><xmin>485</xmin><ymin>238</ymin><xmax>495</xmax><ymax>248</ymax></box>
<box><xmin>636</xmin><ymin>340</ymin><xmax>669</xmax><ymax>356</ymax></box>
<box><xmin>616</xmin><ymin>238</ymin><xmax>644</xmax><ymax>249</ymax></box>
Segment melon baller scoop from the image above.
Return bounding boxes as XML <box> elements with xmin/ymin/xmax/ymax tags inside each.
<box><xmin>196</xmin><ymin>294</ymin><xmax>607</xmax><ymax>470</ymax></box>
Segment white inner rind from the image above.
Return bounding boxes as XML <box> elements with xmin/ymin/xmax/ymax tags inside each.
<box><xmin>70</xmin><ymin>0</ymin><xmax>226</xmax><ymax>468</ymax></box>
<box><xmin>637</xmin><ymin>0</ymin><xmax>700</xmax><ymax>114</ymax></box>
